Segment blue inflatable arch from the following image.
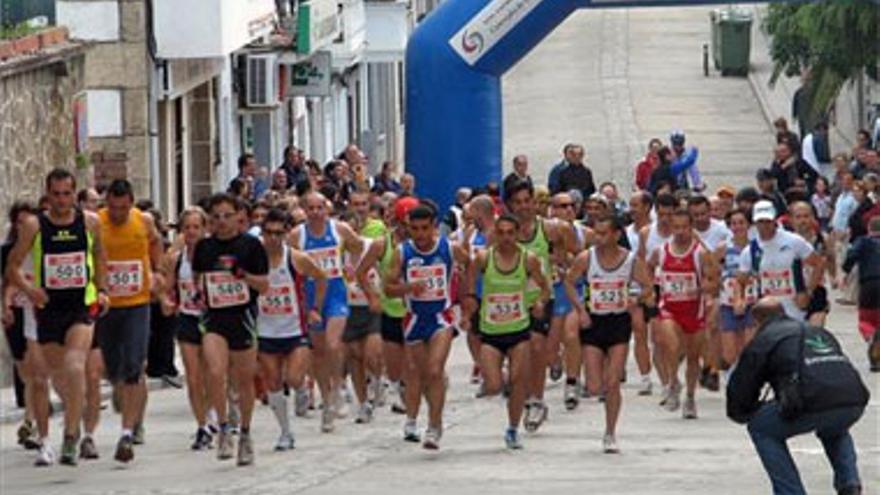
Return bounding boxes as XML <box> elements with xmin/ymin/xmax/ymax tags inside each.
<box><xmin>405</xmin><ymin>0</ymin><xmax>773</xmax><ymax>209</ymax></box>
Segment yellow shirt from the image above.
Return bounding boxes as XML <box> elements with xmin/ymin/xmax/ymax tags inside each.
<box><xmin>98</xmin><ymin>208</ymin><xmax>152</xmax><ymax>308</ymax></box>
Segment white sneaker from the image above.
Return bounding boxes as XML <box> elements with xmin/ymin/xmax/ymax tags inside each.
<box><xmin>664</xmin><ymin>382</ymin><xmax>682</xmax><ymax>412</ymax></box>
<box><xmin>638</xmin><ymin>376</ymin><xmax>653</xmax><ymax>396</ymax></box>
<box><xmin>274</xmin><ymin>432</ymin><xmax>296</xmax><ymax>451</ymax></box>
<box><xmin>524</xmin><ymin>400</ymin><xmax>548</xmax><ymax>433</ymax></box>
<box><xmin>334</xmin><ymin>388</ymin><xmax>349</xmax><ymax>419</ymax></box>
<box><xmin>355</xmin><ymin>402</ymin><xmax>374</xmax><ymax>424</ymax></box>
<box><xmin>321</xmin><ymin>405</ymin><xmax>335</xmax><ymax>433</ymax></box>
<box><xmin>294</xmin><ymin>388</ymin><xmax>310</xmax><ymax>418</ymax></box>
<box><xmin>34</xmin><ymin>444</ymin><xmax>55</xmax><ymax>467</ymax></box>
<box><xmin>682</xmin><ymin>396</ymin><xmax>698</xmax><ymax>419</ymax></box>
<box><xmin>403</xmin><ymin>420</ymin><xmax>420</xmax><ymax>443</ymax></box>
<box><xmin>422</xmin><ymin>426</ymin><xmax>442</xmax><ymax>450</ymax></box>
<box><xmin>603</xmin><ymin>434</ymin><xmax>619</xmax><ymax>454</ymax></box>
<box><xmin>658</xmin><ymin>384</ymin><xmax>670</xmax><ymax>407</ymax></box>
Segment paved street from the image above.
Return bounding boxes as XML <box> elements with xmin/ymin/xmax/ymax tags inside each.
<box><xmin>503</xmin><ymin>7</ymin><xmax>773</xmax><ymax>190</ymax></box>
<box><xmin>1</xmin><ymin>6</ymin><xmax>878</xmax><ymax>495</ymax></box>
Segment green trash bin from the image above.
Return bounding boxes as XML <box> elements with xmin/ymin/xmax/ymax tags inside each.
<box><xmin>710</xmin><ymin>8</ymin><xmax>753</xmax><ymax>76</ymax></box>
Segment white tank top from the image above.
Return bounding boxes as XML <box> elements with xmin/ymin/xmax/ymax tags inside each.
<box><xmin>587</xmin><ymin>247</ymin><xmax>635</xmax><ymax>315</ymax></box>
<box><xmin>257</xmin><ymin>246</ymin><xmax>304</xmax><ymax>339</ymax></box>
<box><xmin>177</xmin><ymin>247</ymin><xmax>202</xmax><ymax>317</ymax></box>
<box><xmin>644</xmin><ymin>223</ymin><xmax>671</xmax><ymax>259</ymax></box>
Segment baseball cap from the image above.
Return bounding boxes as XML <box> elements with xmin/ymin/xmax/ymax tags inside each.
<box><xmin>394</xmin><ymin>196</ymin><xmax>420</xmax><ymax>222</ymax></box>
<box><xmin>752</xmin><ymin>200</ymin><xmax>777</xmax><ymax>222</ymax></box>
<box><xmin>715</xmin><ymin>185</ymin><xmax>736</xmax><ymax>199</ymax></box>
<box><xmin>670</xmin><ymin>130</ymin><xmax>686</xmax><ymax>145</ymax></box>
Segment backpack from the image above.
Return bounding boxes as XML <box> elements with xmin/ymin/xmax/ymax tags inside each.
<box><xmin>779</xmin><ymin>323</ymin><xmax>870</xmax><ymax>420</ymax></box>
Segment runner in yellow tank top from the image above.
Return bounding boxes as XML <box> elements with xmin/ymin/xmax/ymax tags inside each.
<box><xmin>92</xmin><ymin>180</ymin><xmax>164</xmax><ymax>463</ymax></box>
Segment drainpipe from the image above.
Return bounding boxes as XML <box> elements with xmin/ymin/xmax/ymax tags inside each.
<box><xmin>145</xmin><ymin>0</ymin><xmax>162</xmax><ymax>210</ymax></box>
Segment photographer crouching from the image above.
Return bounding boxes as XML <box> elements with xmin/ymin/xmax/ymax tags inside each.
<box><xmin>726</xmin><ymin>298</ymin><xmax>870</xmax><ymax>495</ymax></box>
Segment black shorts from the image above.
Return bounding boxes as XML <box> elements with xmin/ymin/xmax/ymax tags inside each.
<box><xmin>480</xmin><ymin>329</ymin><xmax>531</xmax><ymax>355</ymax></box>
<box><xmin>580</xmin><ymin>312</ymin><xmax>632</xmax><ymax>353</ymax></box>
<box><xmin>4</xmin><ymin>307</ymin><xmax>27</xmax><ymax>361</ymax></box>
<box><xmin>176</xmin><ymin>314</ymin><xmax>202</xmax><ymax>345</ymax></box>
<box><xmin>202</xmin><ymin>312</ymin><xmax>257</xmax><ymax>351</ymax></box>
<box><xmin>96</xmin><ymin>305</ymin><xmax>151</xmax><ymax>385</ymax></box>
<box><xmin>529</xmin><ymin>299</ymin><xmax>553</xmax><ymax>336</ymax></box>
<box><xmin>858</xmin><ymin>279</ymin><xmax>880</xmax><ymax>310</ymax></box>
<box><xmin>36</xmin><ymin>306</ymin><xmax>96</xmax><ymax>345</ymax></box>
<box><xmin>806</xmin><ymin>286</ymin><xmax>830</xmax><ymax>317</ymax></box>
<box><xmin>381</xmin><ymin>313</ymin><xmax>404</xmax><ymax>345</ymax></box>
<box><xmin>258</xmin><ymin>335</ymin><xmax>311</xmax><ymax>354</ymax></box>
<box><xmin>343</xmin><ymin>307</ymin><xmax>381</xmax><ymax>343</ymax></box>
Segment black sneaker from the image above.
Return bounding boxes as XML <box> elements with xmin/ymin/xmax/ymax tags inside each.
<box><xmin>191</xmin><ymin>428</ymin><xmax>213</xmax><ymax>450</ymax></box>
<box><xmin>59</xmin><ymin>434</ymin><xmax>78</xmax><ymax>466</ymax></box>
<box><xmin>114</xmin><ymin>435</ymin><xmax>134</xmax><ymax>463</ymax></box>
<box><xmin>79</xmin><ymin>436</ymin><xmax>99</xmax><ymax>460</ymax></box>
<box><xmin>705</xmin><ymin>371</ymin><xmax>720</xmax><ymax>392</ymax></box>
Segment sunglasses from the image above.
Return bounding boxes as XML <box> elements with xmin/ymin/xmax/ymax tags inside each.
<box><xmin>263</xmin><ymin>229</ymin><xmax>287</xmax><ymax>237</ymax></box>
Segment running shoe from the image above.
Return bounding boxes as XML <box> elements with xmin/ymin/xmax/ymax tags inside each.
<box><xmin>79</xmin><ymin>436</ymin><xmax>99</xmax><ymax>460</ymax></box>
<box><xmin>274</xmin><ymin>432</ymin><xmax>296</xmax><ymax>451</ymax></box>
<box><xmin>355</xmin><ymin>402</ymin><xmax>374</xmax><ymax>424</ymax></box>
<box><xmin>17</xmin><ymin>420</ymin><xmax>34</xmax><ymax>447</ymax></box>
<box><xmin>162</xmin><ymin>374</ymin><xmax>184</xmax><ymax>389</ymax></box>
<box><xmin>237</xmin><ymin>433</ymin><xmax>254</xmax><ymax>466</ymax></box>
<box><xmin>682</xmin><ymin>396</ymin><xmax>698</xmax><ymax>419</ymax></box>
<box><xmin>294</xmin><ymin>388</ymin><xmax>311</xmax><ymax>417</ymax></box>
<box><xmin>34</xmin><ymin>443</ymin><xmax>55</xmax><ymax>467</ymax></box>
<box><xmin>321</xmin><ymin>404</ymin><xmax>336</xmax><ymax>433</ymax></box>
<box><xmin>549</xmin><ymin>362</ymin><xmax>563</xmax><ymax>382</ymax></box>
<box><xmin>217</xmin><ymin>431</ymin><xmax>234</xmax><ymax>460</ymax></box>
<box><xmin>638</xmin><ymin>376</ymin><xmax>653</xmax><ymax>396</ymax></box>
<box><xmin>524</xmin><ymin>401</ymin><xmax>548</xmax><ymax>433</ymax></box>
<box><xmin>658</xmin><ymin>384</ymin><xmax>670</xmax><ymax>407</ymax></box>
<box><xmin>132</xmin><ymin>423</ymin><xmax>145</xmax><ymax>445</ymax></box>
<box><xmin>664</xmin><ymin>382</ymin><xmax>682</xmax><ymax>412</ymax></box>
<box><xmin>403</xmin><ymin>420</ymin><xmax>420</xmax><ymax>443</ymax></box>
<box><xmin>114</xmin><ymin>435</ymin><xmax>134</xmax><ymax>463</ymax></box>
<box><xmin>191</xmin><ymin>427</ymin><xmax>213</xmax><ymax>450</ymax></box>
<box><xmin>603</xmin><ymin>434</ymin><xmax>620</xmax><ymax>454</ymax></box>
<box><xmin>422</xmin><ymin>427</ymin><xmax>441</xmax><ymax>450</ymax></box>
<box><xmin>370</xmin><ymin>377</ymin><xmax>386</xmax><ymax>407</ymax></box>
<box><xmin>868</xmin><ymin>336</ymin><xmax>880</xmax><ymax>372</ymax></box>
<box><xmin>580</xmin><ymin>384</ymin><xmax>592</xmax><ymax>399</ymax></box>
<box><xmin>335</xmin><ymin>388</ymin><xmax>350</xmax><ymax>419</ymax></box>
<box><xmin>504</xmin><ymin>428</ymin><xmax>523</xmax><ymax>450</ymax></box>
<box><xmin>59</xmin><ymin>434</ymin><xmax>78</xmax><ymax>466</ymax></box>
<box><xmin>700</xmin><ymin>367</ymin><xmax>720</xmax><ymax>392</ymax></box>
<box><xmin>564</xmin><ymin>382</ymin><xmax>579</xmax><ymax>411</ymax></box>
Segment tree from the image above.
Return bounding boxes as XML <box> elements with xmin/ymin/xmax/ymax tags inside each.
<box><xmin>764</xmin><ymin>0</ymin><xmax>879</xmax><ymax>130</ymax></box>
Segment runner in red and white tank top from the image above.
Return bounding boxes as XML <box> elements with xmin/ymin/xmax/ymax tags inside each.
<box><xmin>648</xmin><ymin>209</ymin><xmax>719</xmax><ymax>421</ymax></box>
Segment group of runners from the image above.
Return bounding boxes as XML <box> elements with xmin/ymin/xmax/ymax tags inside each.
<box><xmin>0</xmin><ymin>159</ymin><xmax>852</xmax><ymax>468</ymax></box>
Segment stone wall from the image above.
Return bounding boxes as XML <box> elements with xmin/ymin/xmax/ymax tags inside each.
<box><xmin>0</xmin><ymin>44</ymin><xmax>87</xmax><ymax>387</ymax></box>
<box><xmin>0</xmin><ymin>45</ymin><xmax>87</xmax><ymax>234</ymax></box>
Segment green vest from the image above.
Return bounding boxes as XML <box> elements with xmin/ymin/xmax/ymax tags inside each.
<box><xmin>379</xmin><ymin>231</ymin><xmax>406</xmax><ymax>318</ymax></box>
<box><xmin>480</xmin><ymin>247</ymin><xmax>530</xmax><ymax>335</ymax></box>
<box><xmin>519</xmin><ymin>218</ymin><xmax>550</xmax><ymax>306</ymax></box>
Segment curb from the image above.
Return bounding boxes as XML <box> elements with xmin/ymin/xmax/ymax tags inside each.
<box><xmin>0</xmin><ymin>377</ymin><xmax>175</xmax><ymax>426</ymax></box>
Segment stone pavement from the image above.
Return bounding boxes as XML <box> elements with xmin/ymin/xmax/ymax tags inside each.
<box><xmin>0</xmin><ymin>291</ymin><xmax>877</xmax><ymax>495</ymax></box>
<box><xmin>503</xmin><ymin>7</ymin><xmax>774</xmax><ymax>192</ymax></box>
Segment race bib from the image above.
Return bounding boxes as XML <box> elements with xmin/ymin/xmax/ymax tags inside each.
<box><xmin>349</xmin><ymin>269</ymin><xmax>380</xmax><ymax>306</ymax></box>
<box><xmin>44</xmin><ymin>252</ymin><xmax>87</xmax><ymax>290</ymax></box>
<box><xmin>720</xmin><ymin>278</ymin><xmax>759</xmax><ymax>306</ymax></box>
<box><xmin>178</xmin><ymin>279</ymin><xmax>201</xmax><ymax>313</ymax></box>
<box><xmin>760</xmin><ymin>269</ymin><xmax>794</xmax><ymax>297</ymax></box>
<box><xmin>205</xmin><ymin>272</ymin><xmax>249</xmax><ymax>308</ymax></box>
<box><xmin>107</xmin><ymin>260</ymin><xmax>144</xmax><ymax>297</ymax></box>
<box><xmin>485</xmin><ymin>292</ymin><xmax>525</xmax><ymax>324</ymax></box>
<box><xmin>590</xmin><ymin>278</ymin><xmax>627</xmax><ymax>313</ymax></box>
<box><xmin>407</xmin><ymin>264</ymin><xmax>448</xmax><ymax>302</ymax></box>
<box><xmin>259</xmin><ymin>284</ymin><xmax>298</xmax><ymax>316</ymax></box>
<box><xmin>308</xmin><ymin>247</ymin><xmax>342</xmax><ymax>278</ymax></box>
<box><xmin>661</xmin><ymin>272</ymin><xmax>698</xmax><ymax>302</ymax></box>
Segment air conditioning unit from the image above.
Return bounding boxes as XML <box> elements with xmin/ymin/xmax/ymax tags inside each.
<box><xmin>244</xmin><ymin>54</ymin><xmax>278</xmax><ymax>108</ymax></box>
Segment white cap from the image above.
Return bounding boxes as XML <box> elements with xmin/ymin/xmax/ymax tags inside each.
<box><xmin>752</xmin><ymin>200</ymin><xmax>776</xmax><ymax>222</ymax></box>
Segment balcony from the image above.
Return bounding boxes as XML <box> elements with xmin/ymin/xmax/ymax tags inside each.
<box><xmin>365</xmin><ymin>0</ymin><xmax>411</xmax><ymax>63</ymax></box>
<box><xmin>330</xmin><ymin>0</ymin><xmax>367</xmax><ymax>69</ymax></box>
<box><xmin>153</xmin><ymin>0</ymin><xmax>277</xmax><ymax>59</ymax></box>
